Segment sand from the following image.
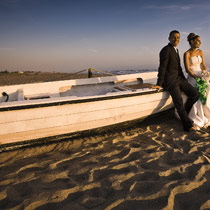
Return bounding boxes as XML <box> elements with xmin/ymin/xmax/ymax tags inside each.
<box><xmin>1</xmin><ymin>71</ymin><xmax>210</xmax><ymax>209</ymax></box>
<box><xmin>1</xmin><ymin>109</ymin><xmax>210</xmax><ymax>210</ymax></box>
<box><xmin>0</xmin><ymin>72</ymin><xmax>104</xmax><ymax>86</ymax></box>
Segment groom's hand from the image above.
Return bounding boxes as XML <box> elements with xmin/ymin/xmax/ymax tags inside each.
<box><xmin>151</xmin><ymin>85</ymin><xmax>162</xmax><ymax>92</ymax></box>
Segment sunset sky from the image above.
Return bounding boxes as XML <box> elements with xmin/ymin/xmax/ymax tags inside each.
<box><xmin>1</xmin><ymin>0</ymin><xmax>210</xmax><ymax>73</ymax></box>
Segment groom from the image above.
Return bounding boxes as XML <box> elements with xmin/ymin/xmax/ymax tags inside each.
<box><xmin>152</xmin><ymin>30</ymin><xmax>199</xmax><ymax>132</ymax></box>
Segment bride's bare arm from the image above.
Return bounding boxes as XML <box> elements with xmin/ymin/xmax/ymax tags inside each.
<box><xmin>184</xmin><ymin>51</ymin><xmax>199</xmax><ymax>78</ymax></box>
<box><xmin>200</xmin><ymin>50</ymin><xmax>207</xmax><ymax>71</ymax></box>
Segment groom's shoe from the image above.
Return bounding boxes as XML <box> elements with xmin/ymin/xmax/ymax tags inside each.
<box><xmin>183</xmin><ymin>124</ymin><xmax>192</xmax><ymax>132</ymax></box>
<box><xmin>183</xmin><ymin>125</ymin><xmax>197</xmax><ymax>132</ymax></box>
<box><xmin>183</xmin><ymin>127</ymin><xmax>191</xmax><ymax>132</ymax></box>
<box><xmin>183</xmin><ymin>120</ymin><xmax>195</xmax><ymax>132</ymax></box>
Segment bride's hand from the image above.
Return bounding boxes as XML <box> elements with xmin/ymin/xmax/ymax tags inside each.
<box><xmin>194</xmin><ymin>74</ymin><xmax>201</xmax><ymax>79</ymax></box>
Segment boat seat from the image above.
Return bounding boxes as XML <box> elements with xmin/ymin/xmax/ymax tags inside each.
<box><xmin>24</xmin><ymin>93</ymin><xmax>51</xmax><ymax>100</ymax></box>
<box><xmin>17</xmin><ymin>89</ymin><xmax>24</xmax><ymax>101</ymax></box>
<box><xmin>125</xmin><ymin>83</ymin><xmax>153</xmax><ymax>90</ymax></box>
<box><xmin>113</xmin><ymin>77</ymin><xmax>143</xmax><ymax>84</ymax></box>
<box><xmin>113</xmin><ymin>86</ymin><xmax>136</xmax><ymax>92</ymax></box>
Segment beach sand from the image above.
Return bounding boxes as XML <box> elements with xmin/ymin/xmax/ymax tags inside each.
<box><xmin>1</xmin><ymin>109</ymin><xmax>210</xmax><ymax>210</ymax></box>
<box><xmin>0</xmin><ymin>71</ymin><xmax>104</xmax><ymax>86</ymax></box>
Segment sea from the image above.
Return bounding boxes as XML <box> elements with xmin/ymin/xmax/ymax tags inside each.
<box><xmin>109</xmin><ymin>69</ymin><xmax>157</xmax><ymax>75</ymax></box>
<box><xmin>88</xmin><ymin>69</ymin><xmax>158</xmax><ymax>76</ymax></box>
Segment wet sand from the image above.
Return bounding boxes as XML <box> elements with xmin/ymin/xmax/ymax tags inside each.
<box><xmin>1</xmin><ymin>109</ymin><xmax>210</xmax><ymax>210</ymax></box>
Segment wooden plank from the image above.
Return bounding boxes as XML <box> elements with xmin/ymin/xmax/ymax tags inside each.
<box><xmin>0</xmin><ymin>100</ymin><xmax>172</xmax><ymax>144</ymax></box>
<box><xmin>0</xmin><ymin>92</ymin><xmax>170</xmax><ymax>123</ymax></box>
<box><xmin>0</xmin><ymin>95</ymin><xmax>172</xmax><ymax>135</ymax></box>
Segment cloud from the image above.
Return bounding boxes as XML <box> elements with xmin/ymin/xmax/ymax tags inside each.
<box><xmin>181</xmin><ymin>31</ymin><xmax>189</xmax><ymax>36</ymax></box>
<box><xmin>144</xmin><ymin>2</ymin><xmax>210</xmax><ymax>12</ymax></box>
<box><xmin>144</xmin><ymin>4</ymin><xmax>193</xmax><ymax>11</ymax></box>
<box><xmin>88</xmin><ymin>49</ymin><xmax>98</xmax><ymax>54</ymax></box>
<box><xmin>0</xmin><ymin>47</ymin><xmax>16</xmax><ymax>51</ymax></box>
<box><xmin>3</xmin><ymin>0</ymin><xmax>22</xmax><ymax>3</ymax></box>
<box><xmin>180</xmin><ymin>6</ymin><xmax>192</xmax><ymax>10</ymax></box>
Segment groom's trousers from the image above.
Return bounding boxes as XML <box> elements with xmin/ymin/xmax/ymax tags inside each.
<box><xmin>168</xmin><ymin>79</ymin><xmax>199</xmax><ymax>130</ymax></box>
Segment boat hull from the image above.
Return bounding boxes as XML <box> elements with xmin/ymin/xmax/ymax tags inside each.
<box><xmin>0</xmin><ymin>90</ymin><xmax>173</xmax><ymax>145</ymax></box>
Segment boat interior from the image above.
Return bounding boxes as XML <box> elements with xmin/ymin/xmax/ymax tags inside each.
<box><xmin>0</xmin><ymin>73</ymin><xmax>157</xmax><ymax>105</ymax></box>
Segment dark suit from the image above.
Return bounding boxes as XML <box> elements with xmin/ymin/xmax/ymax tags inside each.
<box><xmin>157</xmin><ymin>43</ymin><xmax>199</xmax><ymax>131</ymax></box>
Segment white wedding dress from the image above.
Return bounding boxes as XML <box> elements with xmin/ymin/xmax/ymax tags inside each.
<box><xmin>187</xmin><ymin>55</ymin><xmax>210</xmax><ymax>128</ymax></box>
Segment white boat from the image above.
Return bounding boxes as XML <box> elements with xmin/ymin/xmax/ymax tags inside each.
<box><xmin>0</xmin><ymin>72</ymin><xmax>173</xmax><ymax>146</ymax></box>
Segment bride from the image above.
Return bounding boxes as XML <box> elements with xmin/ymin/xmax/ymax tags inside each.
<box><xmin>184</xmin><ymin>33</ymin><xmax>210</xmax><ymax>130</ymax></box>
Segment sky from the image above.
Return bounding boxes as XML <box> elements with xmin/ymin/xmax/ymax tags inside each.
<box><xmin>1</xmin><ymin>0</ymin><xmax>210</xmax><ymax>73</ymax></box>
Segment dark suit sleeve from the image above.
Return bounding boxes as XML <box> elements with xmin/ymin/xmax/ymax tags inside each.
<box><xmin>156</xmin><ymin>47</ymin><xmax>169</xmax><ymax>87</ymax></box>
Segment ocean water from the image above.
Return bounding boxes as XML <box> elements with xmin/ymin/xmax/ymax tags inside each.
<box><xmin>109</xmin><ymin>69</ymin><xmax>157</xmax><ymax>75</ymax></box>
<box><xmin>74</xmin><ymin>69</ymin><xmax>157</xmax><ymax>76</ymax></box>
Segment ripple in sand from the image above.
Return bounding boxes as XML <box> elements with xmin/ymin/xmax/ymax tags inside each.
<box><xmin>82</xmin><ymin>196</ymin><xmax>106</xmax><ymax>208</ymax></box>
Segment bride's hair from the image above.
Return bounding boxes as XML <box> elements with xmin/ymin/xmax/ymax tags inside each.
<box><xmin>187</xmin><ymin>33</ymin><xmax>199</xmax><ymax>44</ymax></box>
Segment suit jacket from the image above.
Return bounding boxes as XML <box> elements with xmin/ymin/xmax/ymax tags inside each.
<box><xmin>156</xmin><ymin>43</ymin><xmax>186</xmax><ymax>90</ymax></box>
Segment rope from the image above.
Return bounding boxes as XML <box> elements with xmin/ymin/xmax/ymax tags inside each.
<box><xmin>91</xmin><ymin>68</ymin><xmax>116</xmax><ymax>76</ymax></box>
<box><xmin>69</xmin><ymin>69</ymin><xmax>88</xmax><ymax>76</ymax></box>
<box><xmin>70</xmin><ymin>68</ymin><xmax>116</xmax><ymax>77</ymax></box>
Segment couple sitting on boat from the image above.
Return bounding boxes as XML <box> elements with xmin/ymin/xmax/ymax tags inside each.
<box><xmin>152</xmin><ymin>30</ymin><xmax>210</xmax><ymax>132</ymax></box>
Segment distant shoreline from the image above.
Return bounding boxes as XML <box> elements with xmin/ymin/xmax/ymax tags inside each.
<box><xmin>0</xmin><ymin>69</ymin><xmax>157</xmax><ymax>86</ymax></box>
<box><xmin>0</xmin><ymin>71</ymin><xmax>100</xmax><ymax>86</ymax></box>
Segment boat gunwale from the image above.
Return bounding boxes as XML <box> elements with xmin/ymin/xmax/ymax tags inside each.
<box><xmin>0</xmin><ymin>88</ymin><xmax>164</xmax><ymax>112</ymax></box>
